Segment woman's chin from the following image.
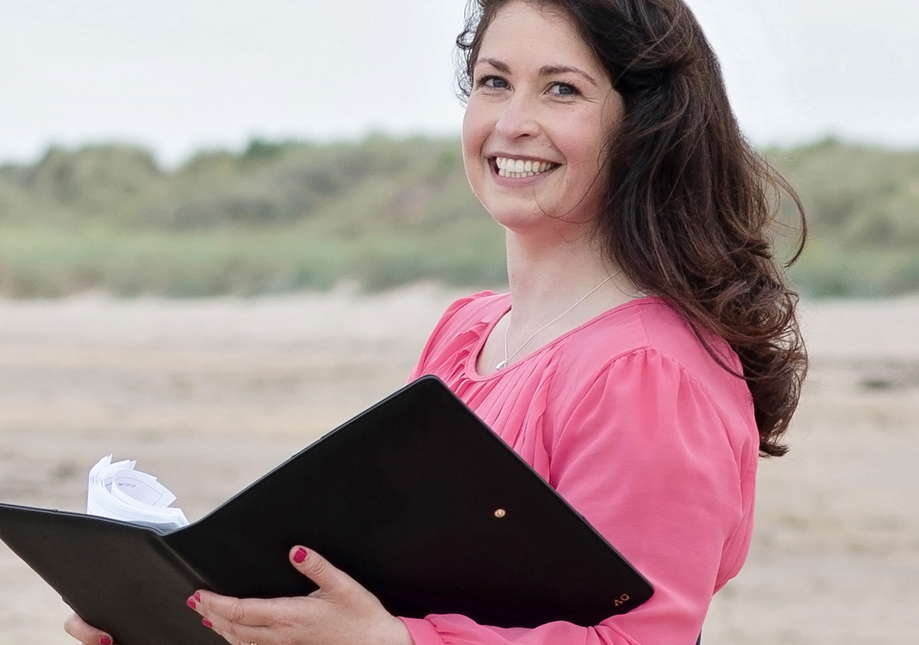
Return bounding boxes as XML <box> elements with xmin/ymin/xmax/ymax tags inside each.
<box><xmin>490</xmin><ymin>207</ymin><xmax>593</xmax><ymax>240</ymax></box>
<box><xmin>487</xmin><ymin>201</ymin><xmax>554</xmax><ymax>228</ymax></box>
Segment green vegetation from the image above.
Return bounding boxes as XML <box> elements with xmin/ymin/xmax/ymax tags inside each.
<box><xmin>0</xmin><ymin>136</ymin><xmax>505</xmax><ymax>297</ymax></box>
<box><xmin>0</xmin><ymin>135</ymin><xmax>916</xmax><ymax>298</ymax></box>
<box><xmin>768</xmin><ymin>138</ymin><xmax>919</xmax><ymax>298</ymax></box>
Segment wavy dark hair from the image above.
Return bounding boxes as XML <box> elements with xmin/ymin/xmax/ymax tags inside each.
<box><xmin>457</xmin><ymin>0</ymin><xmax>807</xmax><ymax>457</ymax></box>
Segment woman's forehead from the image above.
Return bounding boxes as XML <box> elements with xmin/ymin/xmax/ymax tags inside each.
<box><xmin>477</xmin><ymin>1</ymin><xmax>601</xmax><ymax>72</ymax></box>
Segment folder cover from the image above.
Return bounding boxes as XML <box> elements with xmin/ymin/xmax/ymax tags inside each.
<box><xmin>0</xmin><ymin>376</ymin><xmax>653</xmax><ymax>645</ymax></box>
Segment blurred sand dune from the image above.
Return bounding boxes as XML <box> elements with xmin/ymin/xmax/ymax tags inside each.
<box><xmin>0</xmin><ymin>287</ymin><xmax>916</xmax><ymax>644</ymax></box>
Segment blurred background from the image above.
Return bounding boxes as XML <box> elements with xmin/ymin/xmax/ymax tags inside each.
<box><xmin>0</xmin><ymin>1</ymin><xmax>917</xmax><ymax>643</ymax></box>
<box><xmin>0</xmin><ymin>0</ymin><xmax>918</xmax><ymax>297</ymax></box>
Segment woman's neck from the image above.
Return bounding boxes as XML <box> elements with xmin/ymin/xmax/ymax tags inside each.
<box><xmin>474</xmin><ymin>230</ymin><xmax>646</xmax><ymax>375</ymax></box>
<box><xmin>504</xmin><ymin>231</ymin><xmax>639</xmax><ymax>328</ymax></box>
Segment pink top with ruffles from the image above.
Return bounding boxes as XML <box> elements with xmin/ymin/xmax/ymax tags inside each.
<box><xmin>400</xmin><ymin>291</ymin><xmax>759</xmax><ymax>645</ymax></box>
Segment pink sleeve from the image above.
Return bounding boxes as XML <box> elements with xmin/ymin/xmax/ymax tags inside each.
<box><xmin>401</xmin><ymin>348</ymin><xmax>756</xmax><ymax>645</ymax></box>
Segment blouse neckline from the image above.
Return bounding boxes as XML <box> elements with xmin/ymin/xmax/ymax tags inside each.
<box><xmin>465</xmin><ymin>293</ymin><xmax>663</xmax><ymax>381</ymax></box>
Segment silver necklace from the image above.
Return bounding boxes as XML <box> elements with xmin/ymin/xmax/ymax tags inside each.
<box><xmin>496</xmin><ymin>270</ymin><xmax>620</xmax><ymax>370</ymax></box>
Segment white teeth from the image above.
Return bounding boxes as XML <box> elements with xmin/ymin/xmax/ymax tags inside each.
<box><xmin>494</xmin><ymin>157</ymin><xmax>555</xmax><ymax>179</ymax></box>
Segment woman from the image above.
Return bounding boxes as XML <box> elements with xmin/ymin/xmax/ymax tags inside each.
<box><xmin>67</xmin><ymin>0</ymin><xmax>806</xmax><ymax>643</ymax></box>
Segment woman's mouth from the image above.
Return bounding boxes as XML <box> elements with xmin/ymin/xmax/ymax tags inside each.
<box><xmin>493</xmin><ymin>156</ymin><xmax>559</xmax><ymax>179</ymax></box>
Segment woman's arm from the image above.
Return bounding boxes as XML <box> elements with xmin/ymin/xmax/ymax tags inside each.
<box><xmin>402</xmin><ymin>348</ymin><xmax>757</xmax><ymax>645</ymax></box>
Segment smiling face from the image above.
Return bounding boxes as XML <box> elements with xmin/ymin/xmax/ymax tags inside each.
<box><xmin>462</xmin><ymin>1</ymin><xmax>624</xmax><ymax>239</ymax></box>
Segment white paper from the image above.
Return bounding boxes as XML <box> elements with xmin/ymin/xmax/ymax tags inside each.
<box><xmin>86</xmin><ymin>455</ymin><xmax>189</xmax><ymax>531</ymax></box>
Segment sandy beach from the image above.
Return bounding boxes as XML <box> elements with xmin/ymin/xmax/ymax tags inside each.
<box><xmin>0</xmin><ymin>286</ymin><xmax>916</xmax><ymax>644</ymax></box>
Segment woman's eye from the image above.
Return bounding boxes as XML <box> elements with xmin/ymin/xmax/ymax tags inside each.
<box><xmin>550</xmin><ymin>82</ymin><xmax>579</xmax><ymax>97</ymax></box>
<box><xmin>478</xmin><ymin>75</ymin><xmax>509</xmax><ymax>90</ymax></box>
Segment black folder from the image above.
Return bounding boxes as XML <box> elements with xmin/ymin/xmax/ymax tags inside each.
<box><xmin>0</xmin><ymin>376</ymin><xmax>652</xmax><ymax>645</ymax></box>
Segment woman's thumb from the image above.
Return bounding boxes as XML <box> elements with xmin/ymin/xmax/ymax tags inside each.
<box><xmin>289</xmin><ymin>546</ymin><xmax>349</xmax><ymax>594</ymax></box>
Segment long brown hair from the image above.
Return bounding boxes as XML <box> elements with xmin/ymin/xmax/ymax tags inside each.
<box><xmin>457</xmin><ymin>0</ymin><xmax>807</xmax><ymax>457</ymax></box>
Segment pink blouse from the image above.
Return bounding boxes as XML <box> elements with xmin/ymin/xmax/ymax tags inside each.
<box><xmin>400</xmin><ymin>292</ymin><xmax>759</xmax><ymax>645</ymax></box>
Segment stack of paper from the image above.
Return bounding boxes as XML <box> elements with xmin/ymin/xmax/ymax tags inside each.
<box><xmin>86</xmin><ymin>455</ymin><xmax>189</xmax><ymax>531</ymax></box>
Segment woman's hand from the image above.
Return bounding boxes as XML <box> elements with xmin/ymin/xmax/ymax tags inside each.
<box><xmin>63</xmin><ymin>613</ymin><xmax>114</xmax><ymax>645</ymax></box>
<box><xmin>189</xmin><ymin>546</ymin><xmax>414</xmax><ymax>645</ymax></box>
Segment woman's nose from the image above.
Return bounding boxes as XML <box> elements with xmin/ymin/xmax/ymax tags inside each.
<box><xmin>494</xmin><ymin>94</ymin><xmax>539</xmax><ymax>140</ymax></box>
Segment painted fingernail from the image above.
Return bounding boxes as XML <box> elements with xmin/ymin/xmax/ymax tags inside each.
<box><xmin>294</xmin><ymin>547</ymin><xmax>308</xmax><ymax>563</ymax></box>
<box><xmin>202</xmin><ymin>618</ymin><xmax>213</xmax><ymax>628</ymax></box>
<box><xmin>186</xmin><ymin>598</ymin><xmax>196</xmax><ymax>609</ymax></box>
<box><xmin>100</xmin><ymin>637</ymin><xmax>112</xmax><ymax>645</ymax></box>
<box><xmin>194</xmin><ymin>591</ymin><xmax>201</xmax><ymax>602</ymax></box>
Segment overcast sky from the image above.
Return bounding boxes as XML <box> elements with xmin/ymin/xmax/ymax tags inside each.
<box><xmin>1</xmin><ymin>0</ymin><xmax>917</xmax><ymax>166</ymax></box>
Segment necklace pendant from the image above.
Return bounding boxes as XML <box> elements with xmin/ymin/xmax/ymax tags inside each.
<box><xmin>495</xmin><ymin>360</ymin><xmax>507</xmax><ymax>370</ymax></box>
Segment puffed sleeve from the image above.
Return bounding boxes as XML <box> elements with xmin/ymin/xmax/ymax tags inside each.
<box><xmin>400</xmin><ymin>347</ymin><xmax>757</xmax><ymax>645</ymax></box>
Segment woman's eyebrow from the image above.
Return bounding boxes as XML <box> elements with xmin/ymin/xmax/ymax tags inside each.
<box><xmin>475</xmin><ymin>57</ymin><xmax>511</xmax><ymax>73</ymax></box>
<box><xmin>539</xmin><ymin>65</ymin><xmax>598</xmax><ymax>87</ymax></box>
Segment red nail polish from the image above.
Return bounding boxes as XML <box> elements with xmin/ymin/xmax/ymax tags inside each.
<box><xmin>100</xmin><ymin>637</ymin><xmax>112</xmax><ymax>645</ymax></box>
<box><xmin>202</xmin><ymin>618</ymin><xmax>213</xmax><ymax>628</ymax></box>
<box><xmin>294</xmin><ymin>547</ymin><xmax>308</xmax><ymax>563</ymax></box>
<box><xmin>194</xmin><ymin>591</ymin><xmax>201</xmax><ymax>602</ymax></box>
<box><xmin>187</xmin><ymin>598</ymin><xmax>196</xmax><ymax>609</ymax></box>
